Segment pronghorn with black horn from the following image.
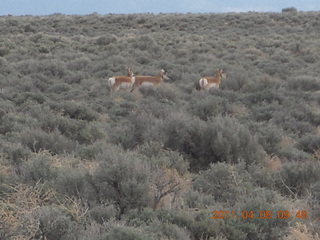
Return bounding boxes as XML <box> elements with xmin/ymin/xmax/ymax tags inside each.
<box><xmin>108</xmin><ymin>67</ymin><xmax>135</xmax><ymax>93</ymax></box>
<box><xmin>199</xmin><ymin>68</ymin><xmax>227</xmax><ymax>90</ymax></box>
<box><xmin>130</xmin><ymin>69</ymin><xmax>169</xmax><ymax>92</ymax></box>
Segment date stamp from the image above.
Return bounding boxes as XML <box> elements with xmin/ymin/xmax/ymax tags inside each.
<box><xmin>211</xmin><ymin>210</ymin><xmax>308</xmax><ymax>220</ymax></box>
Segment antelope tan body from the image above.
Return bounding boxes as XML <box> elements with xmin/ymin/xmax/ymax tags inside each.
<box><xmin>131</xmin><ymin>69</ymin><xmax>169</xmax><ymax>91</ymax></box>
<box><xmin>199</xmin><ymin>69</ymin><xmax>227</xmax><ymax>90</ymax></box>
<box><xmin>109</xmin><ymin>67</ymin><xmax>135</xmax><ymax>93</ymax></box>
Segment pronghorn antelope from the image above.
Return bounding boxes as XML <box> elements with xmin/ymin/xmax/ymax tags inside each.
<box><xmin>108</xmin><ymin>67</ymin><xmax>135</xmax><ymax>93</ymax></box>
<box><xmin>199</xmin><ymin>68</ymin><xmax>227</xmax><ymax>90</ymax></box>
<box><xmin>130</xmin><ymin>69</ymin><xmax>169</xmax><ymax>92</ymax></box>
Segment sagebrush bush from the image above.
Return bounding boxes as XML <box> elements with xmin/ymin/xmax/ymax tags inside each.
<box><xmin>296</xmin><ymin>134</ymin><xmax>320</xmax><ymax>153</ymax></box>
<box><xmin>162</xmin><ymin>113</ymin><xmax>263</xmax><ymax>170</ymax></box>
<box><xmin>90</xmin><ymin>144</ymin><xmax>150</xmax><ymax>218</ymax></box>
<box><xmin>55</xmin><ymin>166</ymin><xmax>87</xmax><ymax>198</ymax></box>
<box><xmin>19</xmin><ymin>127</ymin><xmax>76</xmax><ymax>154</ymax></box>
<box><xmin>275</xmin><ymin>160</ymin><xmax>320</xmax><ymax>197</ymax></box>
<box><xmin>34</xmin><ymin>206</ymin><xmax>79</xmax><ymax>240</ymax></box>
<box><xmin>49</xmin><ymin>101</ymin><xmax>98</xmax><ymax>121</ymax></box>
<box><xmin>88</xmin><ymin>205</ymin><xmax>117</xmax><ymax>224</ymax></box>
<box><xmin>21</xmin><ymin>152</ymin><xmax>57</xmax><ymax>184</ymax></box>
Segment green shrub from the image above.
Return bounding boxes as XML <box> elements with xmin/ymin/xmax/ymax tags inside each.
<box><xmin>49</xmin><ymin>101</ymin><xmax>98</xmax><ymax>121</ymax></box>
<box><xmin>163</xmin><ymin>113</ymin><xmax>263</xmax><ymax>170</ymax></box>
<box><xmin>89</xmin><ymin>205</ymin><xmax>117</xmax><ymax>224</ymax></box>
<box><xmin>1</xmin><ymin>142</ymin><xmax>30</xmax><ymax>168</ymax></box>
<box><xmin>21</xmin><ymin>152</ymin><xmax>57</xmax><ymax>184</ymax></box>
<box><xmin>275</xmin><ymin>160</ymin><xmax>320</xmax><ymax>196</ymax></box>
<box><xmin>282</xmin><ymin>7</ymin><xmax>298</xmax><ymax>13</ymax></box>
<box><xmin>193</xmin><ymin>162</ymin><xmax>254</xmax><ymax>205</ymax></box>
<box><xmin>286</xmin><ymin>76</ymin><xmax>320</xmax><ymax>91</ymax></box>
<box><xmin>19</xmin><ymin>127</ymin><xmax>77</xmax><ymax>154</ymax></box>
<box><xmin>187</xmin><ymin>94</ymin><xmax>229</xmax><ymax>121</ymax></box>
<box><xmin>146</xmin><ymin>220</ymin><xmax>191</xmax><ymax>240</ymax></box>
<box><xmin>90</xmin><ymin>144</ymin><xmax>150</xmax><ymax>218</ymax></box>
<box><xmin>250</xmin><ymin>123</ymin><xmax>283</xmax><ymax>155</ymax></box>
<box><xmin>0</xmin><ymin>47</ymin><xmax>10</xmax><ymax>57</ymax></box>
<box><xmin>34</xmin><ymin>206</ymin><xmax>79</xmax><ymax>240</ymax></box>
<box><xmin>47</xmin><ymin>83</ymin><xmax>71</xmax><ymax>94</ymax></box>
<box><xmin>56</xmin><ymin>166</ymin><xmax>87</xmax><ymax>198</ymax></box>
<box><xmin>97</xmin><ymin>225</ymin><xmax>153</xmax><ymax>240</ymax></box>
<box><xmin>96</xmin><ymin>35</ymin><xmax>117</xmax><ymax>46</ymax></box>
<box><xmin>296</xmin><ymin>134</ymin><xmax>320</xmax><ymax>153</ymax></box>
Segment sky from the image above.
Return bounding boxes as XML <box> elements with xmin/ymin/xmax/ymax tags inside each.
<box><xmin>1</xmin><ymin>0</ymin><xmax>319</xmax><ymax>16</ymax></box>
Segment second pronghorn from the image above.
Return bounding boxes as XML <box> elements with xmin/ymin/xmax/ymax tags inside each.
<box><xmin>130</xmin><ymin>69</ymin><xmax>169</xmax><ymax>92</ymax></box>
<box><xmin>199</xmin><ymin>68</ymin><xmax>227</xmax><ymax>90</ymax></box>
<box><xmin>108</xmin><ymin>67</ymin><xmax>135</xmax><ymax>93</ymax></box>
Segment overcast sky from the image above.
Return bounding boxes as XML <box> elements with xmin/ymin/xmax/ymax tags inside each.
<box><xmin>1</xmin><ymin>0</ymin><xmax>319</xmax><ymax>16</ymax></box>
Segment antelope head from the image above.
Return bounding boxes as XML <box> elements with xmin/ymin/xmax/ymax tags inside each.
<box><xmin>161</xmin><ymin>69</ymin><xmax>170</xmax><ymax>80</ymax></box>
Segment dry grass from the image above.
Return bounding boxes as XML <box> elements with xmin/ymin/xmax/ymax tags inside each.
<box><xmin>265</xmin><ymin>155</ymin><xmax>282</xmax><ymax>172</ymax></box>
<box><xmin>0</xmin><ymin>182</ymin><xmax>56</xmax><ymax>239</ymax></box>
<box><xmin>283</xmin><ymin>222</ymin><xmax>319</xmax><ymax>240</ymax></box>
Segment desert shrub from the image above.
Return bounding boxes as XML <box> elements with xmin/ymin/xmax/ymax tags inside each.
<box><xmin>163</xmin><ymin>113</ymin><xmax>263</xmax><ymax>170</ymax></box>
<box><xmin>49</xmin><ymin>101</ymin><xmax>98</xmax><ymax>121</ymax></box>
<box><xmin>75</xmin><ymin>141</ymin><xmax>104</xmax><ymax>160</ymax></box>
<box><xmin>90</xmin><ymin>144</ymin><xmax>150</xmax><ymax>218</ymax></box>
<box><xmin>108</xmin><ymin>123</ymin><xmax>136</xmax><ymax>149</ymax></box>
<box><xmin>183</xmin><ymin>189</ymin><xmax>216</xmax><ymax>209</ymax></box>
<box><xmin>18</xmin><ymin>59</ymin><xmax>67</xmax><ymax>78</ymax></box>
<box><xmin>282</xmin><ymin>7</ymin><xmax>298</xmax><ymax>13</ymax></box>
<box><xmin>13</xmin><ymin>92</ymin><xmax>47</xmax><ymax>106</ymax></box>
<box><xmin>67</xmin><ymin>56</ymin><xmax>91</xmax><ymax>71</ymax></box>
<box><xmin>96</xmin><ymin>35</ymin><xmax>117</xmax><ymax>46</ymax></box>
<box><xmin>272</xmin><ymin>110</ymin><xmax>314</xmax><ymax>137</ymax></box>
<box><xmin>0</xmin><ymin>112</ymin><xmax>15</xmax><ymax>135</ymax></box>
<box><xmin>250</xmin><ymin>102</ymin><xmax>278</xmax><ymax>122</ymax></box>
<box><xmin>275</xmin><ymin>161</ymin><xmax>320</xmax><ymax>197</ymax></box>
<box><xmin>58</xmin><ymin>117</ymin><xmax>105</xmax><ymax>144</ymax></box>
<box><xmin>22</xmin><ymin>103</ymin><xmax>58</xmax><ymax>132</ymax></box>
<box><xmin>132</xmin><ymin>35</ymin><xmax>157</xmax><ymax>51</ymax></box>
<box><xmin>286</xmin><ymin>76</ymin><xmax>320</xmax><ymax>92</ymax></box>
<box><xmin>55</xmin><ymin>166</ymin><xmax>87</xmax><ymax>198</ymax></box>
<box><xmin>30</xmin><ymin>73</ymin><xmax>53</xmax><ymax>92</ymax></box>
<box><xmin>250</xmin><ymin>123</ymin><xmax>283</xmax><ymax>155</ymax></box>
<box><xmin>21</xmin><ymin>152</ymin><xmax>57</xmax><ymax>184</ymax></box>
<box><xmin>139</xmin><ymin>84</ymin><xmax>178</xmax><ymax>103</ymax></box>
<box><xmin>187</xmin><ymin>94</ymin><xmax>229</xmax><ymax>121</ymax></box>
<box><xmin>109</xmin><ymin>109</ymin><xmax>159</xmax><ymax>149</ymax></box>
<box><xmin>170</xmin><ymin>209</ymin><xmax>223</xmax><ymax>239</ymax></box>
<box><xmin>77</xmin><ymin>121</ymin><xmax>105</xmax><ymax>144</ymax></box>
<box><xmin>153</xmin><ymin>148</ymin><xmax>189</xmax><ymax>175</ymax></box>
<box><xmin>33</xmin><ymin>206</ymin><xmax>79</xmax><ymax>240</ymax></box>
<box><xmin>192</xmin><ymin>162</ymin><xmax>253</xmax><ymax>205</ymax></box>
<box><xmin>0</xmin><ymin>47</ymin><xmax>10</xmax><ymax>57</ymax></box>
<box><xmin>97</xmin><ymin>225</ymin><xmax>153</xmax><ymax>240</ymax></box>
<box><xmin>146</xmin><ymin>220</ymin><xmax>191</xmax><ymax>240</ymax></box>
<box><xmin>19</xmin><ymin>127</ymin><xmax>76</xmax><ymax>154</ymax></box>
<box><xmin>310</xmin><ymin>181</ymin><xmax>320</xmax><ymax>202</ymax></box>
<box><xmin>278</xmin><ymin>146</ymin><xmax>312</xmax><ymax>162</ymax></box>
<box><xmin>296</xmin><ymin>134</ymin><xmax>320</xmax><ymax>153</ymax></box>
<box><xmin>244</xmin><ymin>89</ymin><xmax>283</xmax><ymax>106</ymax></box>
<box><xmin>47</xmin><ymin>82</ymin><xmax>71</xmax><ymax>94</ymax></box>
<box><xmin>1</xmin><ymin>142</ymin><xmax>30</xmax><ymax>168</ymax></box>
<box><xmin>89</xmin><ymin>205</ymin><xmax>117</xmax><ymax>224</ymax></box>
<box><xmin>107</xmin><ymin>97</ymin><xmax>137</xmax><ymax>121</ymax></box>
